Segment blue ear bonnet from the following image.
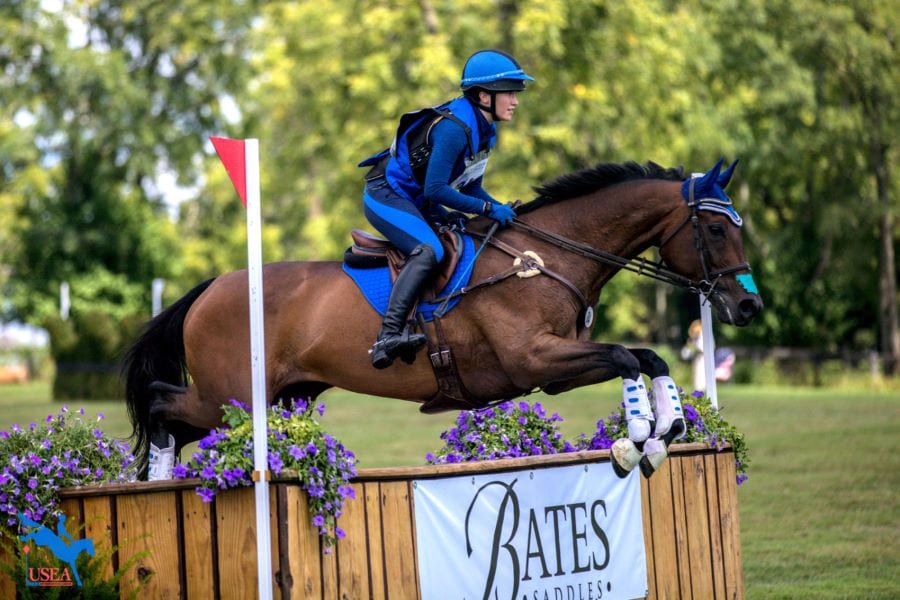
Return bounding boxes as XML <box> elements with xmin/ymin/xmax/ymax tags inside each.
<box><xmin>681</xmin><ymin>158</ymin><xmax>743</xmax><ymax>227</ymax></box>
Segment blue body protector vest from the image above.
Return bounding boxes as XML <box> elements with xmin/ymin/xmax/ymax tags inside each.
<box><xmin>361</xmin><ymin>97</ymin><xmax>496</xmax><ymax>208</ymax></box>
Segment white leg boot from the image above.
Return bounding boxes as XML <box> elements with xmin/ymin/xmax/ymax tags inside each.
<box><xmin>611</xmin><ymin>377</ymin><xmax>653</xmax><ymax>478</ymax></box>
<box><xmin>147</xmin><ymin>434</ymin><xmax>175</xmax><ymax>481</ymax></box>
<box><xmin>623</xmin><ymin>377</ymin><xmax>653</xmax><ymax>443</ymax></box>
<box><xmin>650</xmin><ymin>375</ymin><xmax>685</xmax><ymax>440</ymax></box>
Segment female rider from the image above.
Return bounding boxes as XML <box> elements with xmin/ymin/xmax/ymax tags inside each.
<box><xmin>361</xmin><ymin>49</ymin><xmax>534</xmax><ymax>369</ymax></box>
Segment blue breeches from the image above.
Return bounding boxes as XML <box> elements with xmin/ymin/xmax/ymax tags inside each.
<box><xmin>362</xmin><ymin>181</ymin><xmax>445</xmax><ymax>263</ymax></box>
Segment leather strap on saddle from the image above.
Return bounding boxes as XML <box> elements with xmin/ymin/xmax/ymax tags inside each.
<box><xmin>349</xmin><ymin>228</ymin><xmax>461</xmax><ymax>297</ymax></box>
<box><xmin>416</xmin><ymin>314</ymin><xmax>482</xmax><ymax>414</ymax></box>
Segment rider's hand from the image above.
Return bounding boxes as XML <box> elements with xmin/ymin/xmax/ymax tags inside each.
<box><xmin>486</xmin><ymin>202</ymin><xmax>516</xmax><ymax>226</ymax></box>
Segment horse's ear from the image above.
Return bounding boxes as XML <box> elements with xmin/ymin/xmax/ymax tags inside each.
<box><xmin>717</xmin><ymin>159</ymin><xmax>739</xmax><ymax>189</ymax></box>
<box><xmin>694</xmin><ymin>158</ymin><xmax>724</xmax><ymax>194</ymax></box>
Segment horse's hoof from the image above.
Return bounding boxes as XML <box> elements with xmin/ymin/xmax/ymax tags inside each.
<box><xmin>639</xmin><ymin>438</ymin><xmax>669</xmax><ymax>479</ymax></box>
<box><xmin>611</xmin><ymin>438</ymin><xmax>642</xmax><ymax>477</ymax></box>
<box><xmin>611</xmin><ymin>458</ymin><xmax>631</xmax><ymax>479</ymax></box>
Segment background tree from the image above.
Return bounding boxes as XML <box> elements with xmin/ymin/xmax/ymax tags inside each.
<box><xmin>2</xmin><ymin>0</ymin><xmax>258</xmax><ymax>321</ymax></box>
<box><xmin>3</xmin><ymin>0</ymin><xmax>896</xmax><ymax>377</ymax></box>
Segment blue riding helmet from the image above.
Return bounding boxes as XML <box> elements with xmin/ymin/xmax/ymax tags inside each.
<box><xmin>460</xmin><ymin>49</ymin><xmax>534</xmax><ymax>92</ymax></box>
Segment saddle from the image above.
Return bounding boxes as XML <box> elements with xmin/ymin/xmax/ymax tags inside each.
<box><xmin>343</xmin><ymin>228</ymin><xmax>462</xmax><ymax>298</ymax></box>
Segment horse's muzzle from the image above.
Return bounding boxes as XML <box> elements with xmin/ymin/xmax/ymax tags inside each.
<box><xmin>734</xmin><ymin>295</ymin><xmax>763</xmax><ymax>326</ymax></box>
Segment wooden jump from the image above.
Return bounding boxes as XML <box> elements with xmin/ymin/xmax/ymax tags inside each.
<box><xmin>0</xmin><ymin>443</ymin><xmax>743</xmax><ymax>598</ymax></box>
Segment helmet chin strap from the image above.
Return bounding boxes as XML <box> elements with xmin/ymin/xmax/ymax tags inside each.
<box><xmin>476</xmin><ymin>91</ymin><xmax>499</xmax><ymax>121</ymax></box>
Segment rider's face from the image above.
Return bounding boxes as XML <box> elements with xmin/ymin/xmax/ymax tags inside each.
<box><xmin>479</xmin><ymin>90</ymin><xmax>519</xmax><ymax>122</ymax></box>
<box><xmin>493</xmin><ymin>91</ymin><xmax>519</xmax><ymax>122</ymax></box>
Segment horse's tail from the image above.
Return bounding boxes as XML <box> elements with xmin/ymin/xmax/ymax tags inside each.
<box><xmin>122</xmin><ymin>278</ymin><xmax>215</xmax><ymax>476</ymax></box>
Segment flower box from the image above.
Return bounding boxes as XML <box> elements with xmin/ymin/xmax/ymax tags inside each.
<box><xmin>1</xmin><ymin>443</ymin><xmax>741</xmax><ymax>598</ymax></box>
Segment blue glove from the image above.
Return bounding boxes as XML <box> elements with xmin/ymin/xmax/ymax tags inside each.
<box><xmin>487</xmin><ymin>202</ymin><xmax>516</xmax><ymax>226</ymax></box>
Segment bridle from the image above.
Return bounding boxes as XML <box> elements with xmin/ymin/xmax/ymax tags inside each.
<box><xmin>432</xmin><ymin>179</ymin><xmax>752</xmax><ymax>321</ymax></box>
<box><xmin>509</xmin><ymin>176</ymin><xmax>751</xmax><ymax>297</ymax></box>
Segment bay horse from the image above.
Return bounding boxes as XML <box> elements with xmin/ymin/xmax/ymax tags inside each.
<box><xmin>124</xmin><ymin>159</ymin><xmax>762</xmax><ymax>479</ymax></box>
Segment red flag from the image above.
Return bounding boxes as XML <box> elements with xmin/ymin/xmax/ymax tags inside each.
<box><xmin>211</xmin><ymin>136</ymin><xmax>247</xmax><ymax>207</ymax></box>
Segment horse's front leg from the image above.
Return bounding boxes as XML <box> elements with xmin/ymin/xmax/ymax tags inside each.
<box><xmin>508</xmin><ymin>337</ymin><xmax>655</xmax><ymax>475</ymax></box>
<box><xmin>628</xmin><ymin>348</ymin><xmax>687</xmax><ymax>478</ymax></box>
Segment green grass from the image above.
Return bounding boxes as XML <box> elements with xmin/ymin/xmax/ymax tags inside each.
<box><xmin>1</xmin><ymin>380</ymin><xmax>898</xmax><ymax>598</ymax></box>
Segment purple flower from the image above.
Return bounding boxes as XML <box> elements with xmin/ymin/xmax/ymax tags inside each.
<box><xmin>289</xmin><ymin>445</ymin><xmax>305</xmax><ymax>460</ymax></box>
<box><xmin>684</xmin><ymin>404</ymin><xmax>700</xmax><ymax>423</ymax></box>
<box><xmin>267</xmin><ymin>452</ymin><xmax>284</xmax><ymax>474</ymax></box>
<box><xmin>335</xmin><ymin>527</ymin><xmax>346</xmax><ymax>540</ymax></box>
<box><xmin>306</xmin><ymin>442</ymin><xmax>318</xmax><ymax>456</ymax></box>
<box><xmin>317</xmin><ymin>403</ymin><xmax>326</xmax><ymax>417</ymax></box>
<box><xmin>197</xmin><ymin>487</ymin><xmax>216</xmax><ymax>503</ymax></box>
<box><xmin>312</xmin><ymin>514</ymin><xmax>325</xmax><ymax>527</ymax></box>
<box><xmin>229</xmin><ymin>399</ymin><xmax>250</xmax><ymax>411</ymax></box>
<box><xmin>172</xmin><ymin>464</ymin><xmax>189</xmax><ymax>478</ymax></box>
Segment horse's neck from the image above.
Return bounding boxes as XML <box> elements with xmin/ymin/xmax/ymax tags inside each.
<box><xmin>529</xmin><ymin>181</ymin><xmax>680</xmax><ymax>292</ymax></box>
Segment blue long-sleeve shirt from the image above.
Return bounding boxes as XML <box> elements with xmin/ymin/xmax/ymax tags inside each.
<box><xmin>423</xmin><ymin>116</ymin><xmax>498</xmax><ymax>215</ymax></box>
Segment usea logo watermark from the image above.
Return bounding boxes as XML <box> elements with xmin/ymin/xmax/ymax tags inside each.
<box><xmin>18</xmin><ymin>512</ymin><xmax>95</xmax><ymax>588</ymax></box>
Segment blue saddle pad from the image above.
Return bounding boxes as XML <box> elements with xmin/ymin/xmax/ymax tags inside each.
<box><xmin>342</xmin><ymin>233</ymin><xmax>476</xmax><ymax>321</ymax></box>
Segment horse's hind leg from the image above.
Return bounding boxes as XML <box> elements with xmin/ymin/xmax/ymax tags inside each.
<box><xmin>145</xmin><ymin>382</ymin><xmax>209</xmax><ymax>480</ymax></box>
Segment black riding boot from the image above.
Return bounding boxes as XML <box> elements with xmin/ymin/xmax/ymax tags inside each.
<box><xmin>370</xmin><ymin>244</ymin><xmax>438</xmax><ymax>369</ymax></box>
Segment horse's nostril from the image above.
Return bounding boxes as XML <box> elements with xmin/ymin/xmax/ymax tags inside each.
<box><xmin>739</xmin><ymin>297</ymin><xmax>761</xmax><ymax>318</ymax></box>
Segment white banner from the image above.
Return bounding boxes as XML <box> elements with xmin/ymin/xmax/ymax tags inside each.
<box><xmin>414</xmin><ymin>462</ymin><xmax>647</xmax><ymax>600</ymax></box>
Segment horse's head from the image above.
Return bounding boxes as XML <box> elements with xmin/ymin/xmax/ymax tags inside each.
<box><xmin>658</xmin><ymin>159</ymin><xmax>763</xmax><ymax>326</ymax></box>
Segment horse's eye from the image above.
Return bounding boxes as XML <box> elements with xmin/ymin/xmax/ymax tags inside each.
<box><xmin>708</xmin><ymin>223</ymin><xmax>726</xmax><ymax>238</ymax></box>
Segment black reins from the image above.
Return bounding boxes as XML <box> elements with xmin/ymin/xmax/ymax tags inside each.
<box><xmin>510</xmin><ymin>177</ymin><xmax>751</xmax><ymax>296</ymax></box>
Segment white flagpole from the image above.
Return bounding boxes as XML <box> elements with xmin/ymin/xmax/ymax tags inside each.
<box><xmin>244</xmin><ymin>139</ymin><xmax>274</xmax><ymax>599</ymax></box>
<box><xmin>699</xmin><ymin>293</ymin><xmax>718</xmax><ymax>409</ymax></box>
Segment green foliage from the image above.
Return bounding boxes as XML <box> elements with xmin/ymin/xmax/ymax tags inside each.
<box><xmin>426</xmin><ymin>400</ymin><xmax>571</xmax><ymax>463</ymax></box>
<box><xmin>42</xmin><ymin>307</ymin><xmax>143</xmax><ymax>400</ymax></box>
<box><xmin>0</xmin><ymin>407</ymin><xmax>136</xmax><ymax>535</ymax></box>
<box><xmin>175</xmin><ymin>399</ymin><xmax>357</xmax><ymax>549</ymax></box>
<box><xmin>0</xmin><ymin>0</ymin><xmax>896</xmax><ymax>366</ymax></box>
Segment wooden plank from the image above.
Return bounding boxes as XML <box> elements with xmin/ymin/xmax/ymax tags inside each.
<box><xmin>646</xmin><ymin>459</ymin><xmax>679</xmax><ymax>599</ymax></box>
<box><xmin>216</xmin><ymin>487</ymin><xmax>263</xmax><ymax>599</ymax></box>
<box><xmin>82</xmin><ymin>496</ymin><xmax>114</xmax><ymax>582</ymax></box>
<box><xmin>716</xmin><ymin>452</ymin><xmax>744</xmax><ymax>599</ymax></box>
<box><xmin>640</xmin><ymin>476</ymin><xmax>655</xmax><ymax>599</ymax></box>
<box><xmin>116</xmin><ymin>491</ymin><xmax>181</xmax><ymax>598</ymax></box>
<box><xmin>269</xmin><ymin>488</ymin><xmax>281</xmax><ymax>600</ymax></box>
<box><xmin>335</xmin><ymin>482</ymin><xmax>370</xmax><ymax>599</ymax></box>
<box><xmin>181</xmin><ymin>489</ymin><xmax>215</xmax><ymax>599</ymax></box>
<box><xmin>670</xmin><ymin>456</ymin><xmax>693</xmax><ymax>597</ymax></box>
<box><xmin>683</xmin><ymin>455</ymin><xmax>714</xmax><ymax>599</ymax></box>
<box><xmin>704</xmin><ymin>453</ymin><xmax>727</xmax><ymax>599</ymax></box>
<box><xmin>321</xmin><ymin>531</ymin><xmax>338</xmax><ymax>600</ymax></box>
<box><xmin>283</xmin><ymin>485</ymin><xmax>323</xmax><ymax>598</ymax></box>
<box><xmin>0</xmin><ymin>537</ymin><xmax>16</xmax><ymax>599</ymax></box>
<box><xmin>364</xmin><ymin>482</ymin><xmax>386</xmax><ymax>599</ymax></box>
<box><xmin>379</xmin><ymin>481</ymin><xmax>418</xmax><ymax>600</ymax></box>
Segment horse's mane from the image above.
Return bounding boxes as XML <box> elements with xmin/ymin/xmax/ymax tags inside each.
<box><xmin>518</xmin><ymin>161</ymin><xmax>685</xmax><ymax>215</ymax></box>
